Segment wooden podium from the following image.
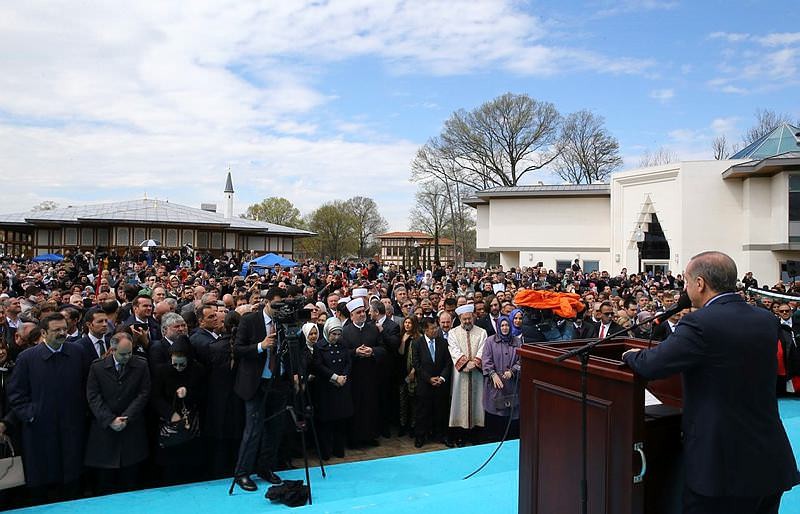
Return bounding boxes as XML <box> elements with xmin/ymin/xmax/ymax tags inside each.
<box><xmin>517</xmin><ymin>338</ymin><xmax>683</xmax><ymax>514</ymax></box>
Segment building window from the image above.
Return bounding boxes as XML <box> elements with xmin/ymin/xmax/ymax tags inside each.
<box><xmin>36</xmin><ymin>230</ymin><xmax>48</xmax><ymax>246</ymax></box>
<box><xmin>116</xmin><ymin>227</ymin><xmax>129</xmax><ymax>246</ymax></box>
<box><xmin>166</xmin><ymin>229</ymin><xmax>178</xmax><ymax>247</ymax></box>
<box><xmin>133</xmin><ymin>227</ymin><xmax>146</xmax><ymax>245</ymax></box>
<box><xmin>211</xmin><ymin>232</ymin><xmax>223</xmax><ymax>249</ymax></box>
<box><xmin>179</xmin><ymin>230</ymin><xmax>192</xmax><ymax>246</ymax></box>
<box><xmin>283</xmin><ymin>238</ymin><xmax>292</xmax><ymax>252</ymax></box>
<box><xmin>583</xmin><ymin>260</ymin><xmax>600</xmax><ymax>273</ymax></box>
<box><xmin>81</xmin><ymin>228</ymin><xmax>94</xmax><ymax>246</ymax></box>
<box><xmin>197</xmin><ymin>231</ymin><xmax>208</xmax><ymax>248</ymax></box>
<box><xmin>790</xmin><ymin>176</ymin><xmax>800</xmax><ymax>242</ymax></box>
<box><xmin>65</xmin><ymin>228</ymin><xmax>78</xmax><ymax>245</ymax></box>
<box><xmin>150</xmin><ymin>228</ymin><xmax>162</xmax><ymax>244</ymax></box>
<box><xmin>555</xmin><ymin>260</ymin><xmax>571</xmax><ymax>273</ymax></box>
<box><xmin>96</xmin><ymin>228</ymin><xmax>109</xmax><ymax>247</ymax></box>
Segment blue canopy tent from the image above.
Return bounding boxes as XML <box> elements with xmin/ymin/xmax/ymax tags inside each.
<box><xmin>32</xmin><ymin>253</ymin><xmax>64</xmax><ymax>263</ymax></box>
<box><xmin>241</xmin><ymin>253</ymin><xmax>297</xmax><ymax>276</ymax></box>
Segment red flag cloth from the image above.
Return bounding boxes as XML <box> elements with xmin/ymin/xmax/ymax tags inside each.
<box><xmin>513</xmin><ymin>289</ymin><xmax>586</xmax><ymax>319</ymax></box>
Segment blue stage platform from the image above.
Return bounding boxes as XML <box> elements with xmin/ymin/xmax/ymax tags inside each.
<box><xmin>10</xmin><ymin>399</ymin><xmax>800</xmax><ymax>513</ymax></box>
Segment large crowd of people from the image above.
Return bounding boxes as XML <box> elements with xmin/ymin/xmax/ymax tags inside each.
<box><xmin>0</xmin><ymin>250</ymin><xmax>797</xmax><ymax>506</ymax></box>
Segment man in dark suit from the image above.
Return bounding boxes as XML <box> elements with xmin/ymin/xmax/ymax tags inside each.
<box><xmin>189</xmin><ymin>303</ymin><xmax>220</xmax><ymax>366</ymax></box>
<box><xmin>412</xmin><ymin>317</ymin><xmax>452</xmax><ymax>448</ymax></box>
<box><xmin>370</xmin><ymin>300</ymin><xmax>400</xmax><ymax>437</ymax></box>
<box><xmin>85</xmin><ymin>332</ymin><xmax>151</xmax><ymax>494</ymax></box>
<box><xmin>590</xmin><ymin>301</ymin><xmax>623</xmax><ymax>339</ymax></box>
<box><xmin>652</xmin><ymin>307</ymin><xmax>686</xmax><ymax>342</ymax></box>
<box><xmin>7</xmin><ymin>313</ymin><xmax>87</xmax><ymax>503</ymax></box>
<box><xmin>60</xmin><ymin>306</ymin><xmax>83</xmax><ymax>343</ymax></box>
<box><xmin>232</xmin><ymin>287</ymin><xmax>289</xmax><ymax>491</ymax></box>
<box><xmin>122</xmin><ymin>294</ymin><xmax>161</xmax><ymax>344</ymax></box>
<box><xmin>148</xmin><ymin>312</ymin><xmax>189</xmax><ymax>371</ymax></box>
<box><xmin>623</xmin><ymin>251</ymin><xmax>800</xmax><ymax>513</ymax></box>
<box><xmin>77</xmin><ymin>309</ymin><xmax>109</xmax><ymax>361</ymax></box>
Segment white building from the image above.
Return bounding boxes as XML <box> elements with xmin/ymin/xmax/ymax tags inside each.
<box><xmin>467</xmin><ymin>123</ymin><xmax>800</xmax><ymax>282</ymax></box>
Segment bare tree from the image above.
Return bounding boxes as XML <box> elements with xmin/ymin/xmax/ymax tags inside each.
<box><xmin>743</xmin><ymin>109</ymin><xmax>795</xmax><ymax>146</ymax></box>
<box><xmin>639</xmin><ymin>147</ymin><xmax>679</xmax><ymax>167</ymax></box>
<box><xmin>712</xmin><ymin>134</ymin><xmax>731</xmax><ymax>160</ymax></box>
<box><xmin>554</xmin><ymin>110</ymin><xmax>622</xmax><ymax>184</ymax></box>
<box><xmin>345</xmin><ymin>196</ymin><xmax>387</xmax><ymax>259</ymax></box>
<box><xmin>409</xmin><ymin>181</ymin><xmax>450</xmax><ymax>265</ymax></box>
<box><xmin>414</xmin><ymin>93</ymin><xmax>563</xmax><ymax>190</ymax></box>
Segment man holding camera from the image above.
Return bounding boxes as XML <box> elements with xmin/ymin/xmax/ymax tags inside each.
<box><xmin>232</xmin><ymin>287</ymin><xmax>289</xmax><ymax>491</ymax></box>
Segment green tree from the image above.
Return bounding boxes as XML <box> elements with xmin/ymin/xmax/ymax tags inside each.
<box><xmin>241</xmin><ymin>197</ymin><xmax>303</xmax><ymax>228</ymax></box>
<box><xmin>345</xmin><ymin>196</ymin><xmax>387</xmax><ymax>259</ymax></box>
<box><xmin>307</xmin><ymin>201</ymin><xmax>358</xmax><ymax>259</ymax></box>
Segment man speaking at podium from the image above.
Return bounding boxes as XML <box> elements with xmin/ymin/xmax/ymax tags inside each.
<box><xmin>622</xmin><ymin>251</ymin><xmax>799</xmax><ymax>514</ymax></box>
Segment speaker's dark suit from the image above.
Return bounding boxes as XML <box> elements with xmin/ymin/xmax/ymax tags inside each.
<box><xmin>411</xmin><ymin>334</ymin><xmax>453</xmax><ymax>439</ymax></box>
<box><xmin>624</xmin><ymin>294</ymin><xmax>800</xmax><ymax>499</ymax></box>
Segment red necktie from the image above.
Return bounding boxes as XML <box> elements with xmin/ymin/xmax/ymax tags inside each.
<box><xmin>599</xmin><ymin>324</ymin><xmax>607</xmax><ymax>339</ymax></box>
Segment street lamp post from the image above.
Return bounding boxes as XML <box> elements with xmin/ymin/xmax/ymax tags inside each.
<box><xmin>413</xmin><ymin>240</ymin><xmax>420</xmax><ymax>270</ymax></box>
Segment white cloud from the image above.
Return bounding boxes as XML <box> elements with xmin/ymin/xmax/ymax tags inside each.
<box><xmin>708</xmin><ymin>32</ymin><xmax>751</xmax><ymax>43</ymax></box>
<box><xmin>759</xmin><ymin>32</ymin><xmax>800</xmax><ymax>47</ymax></box>
<box><xmin>0</xmin><ymin>1</ymin><xmax>658</xmax><ymax>231</ymax></box>
<box><xmin>710</xmin><ymin>117</ymin><xmax>738</xmax><ymax>135</ymax></box>
<box><xmin>595</xmin><ymin>0</ymin><xmax>678</xmax><ymax>18</ymax></box>
<box><xmin>649</xmin><ymin>88</ymin><xmax>675</xmax><ymax>102</ymax></box>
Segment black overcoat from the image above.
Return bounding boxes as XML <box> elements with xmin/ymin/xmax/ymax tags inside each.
<box><xmin>7</xmin><ymin>342</ymin><xmax>87</xmax><ymax>487</ymax></box>
<box><xmin>84</xmin><ymin>354</ymin><xmax>151</xmax><ymax>468</ymax></box>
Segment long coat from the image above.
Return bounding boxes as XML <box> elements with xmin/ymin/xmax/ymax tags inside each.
<box><xmin>204</xmin><ymin>335</ymin><xmax>244</xmax><ymax>439</ymax></box>
<box><xmin>624</xmin><ymin>294</ymin><xmax>800</xmax><ymax>497</ymax></box>
<box><xmin>481</xmin><ymin>334</ymin><xmax>522</xmax><ymax>418</ymax></box>
<box><xmin>312</xmin><ymin>338</ymin><xmax>353</xmax><ymax>421</ymax></box>
<box><xmin>85</xmin><ymin>354</ymin><xmax>151</xmax><ymax>469</ymax></box>
<box><xmin>150</xmin><ymin>361</ymin><xmax>207</xmax><ymax>465</ymax></box>
<box><xmin>447</xmin><ymin>325</ymin><xmax>487</xmax><ymax>429</ymax></box>
<box><xmin>7</xmin><ymin>342</ymin><xmax>87</xmax><ymax>487</ymax></box>
<box><xmin>341</xmin><ymin>322</ymin><xmax>385</xmax><ymax>441</ymax></box>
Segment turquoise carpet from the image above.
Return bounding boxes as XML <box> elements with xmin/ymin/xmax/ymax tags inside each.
<box><xmin>9</xmin><ymin>399</ymin><xmax>800</xmax><ymax>513</ymax></box>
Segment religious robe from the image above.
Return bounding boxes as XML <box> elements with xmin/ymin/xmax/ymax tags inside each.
<box><xmin>447</xmin><ymin>324</ymin><xmax>487</xmax><ymax>429</ymax></box>
<box><xmin>341</xmin><ymin>322</ymin><xmax>386</xmax><ymax>442</ymax></box>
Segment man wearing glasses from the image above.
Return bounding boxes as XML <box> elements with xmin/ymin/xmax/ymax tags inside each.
<box><xmin>591</xmin><ymin>301</ymin><xmax>623</xmax><ymax>339</ymax></box>
<box><xmin>7</xmin><ymin>313</ymin><xmax>88</xmax><ymax>503</ymax></box>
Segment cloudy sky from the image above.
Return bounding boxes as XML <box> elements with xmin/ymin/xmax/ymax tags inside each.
<box><xmin>1</xmin><ymin>1</ymin><xmax>798</xmax><ymax>230</ymax></box>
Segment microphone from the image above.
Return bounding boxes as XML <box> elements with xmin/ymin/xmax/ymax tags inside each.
<box><xmin>641</xmin><ymin>293</ymin><xmax>692</xmax><ymax>326</ymax></box>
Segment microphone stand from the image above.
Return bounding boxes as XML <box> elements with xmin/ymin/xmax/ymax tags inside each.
<box><xmin>553</xmin><ymin>306</ymin><xmax>678</xmax><ymax>514</ymax></box>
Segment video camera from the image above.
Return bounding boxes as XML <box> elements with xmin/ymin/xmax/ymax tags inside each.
<box><xmin>271</xmin><ymin>297</ymin><xmax>312</xmax><ymax>324</ymax></box>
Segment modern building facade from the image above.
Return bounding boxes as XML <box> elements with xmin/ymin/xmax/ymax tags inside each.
<box><xmin>378</xmin><ymin>231</ymin><xmax>455</xmax><ymax>268</ymax></box>
<box><xmin>0</xmin><ymin>172</ymin><xmax>313</xmax><ymax>259</ymax></box>
<box><xmin>467</xmin><ymin>124</ymin><xmax>800</xmax><ymax>282</ymax></box>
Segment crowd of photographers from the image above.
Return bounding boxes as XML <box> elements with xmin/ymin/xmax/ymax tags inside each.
<box><xmin>0</xmin><ymin>250</ymin><xmax>797</xmax><ymax>505</ymax></box>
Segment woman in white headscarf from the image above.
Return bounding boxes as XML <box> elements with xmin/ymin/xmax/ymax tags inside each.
<box><xmin>312</xmin><ymin>318</ymin><xmax>353</xmax><ymax>459</ymax></box>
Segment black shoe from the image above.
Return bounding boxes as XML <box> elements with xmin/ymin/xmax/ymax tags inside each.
<box><xmin>258</xmin><ymin>471</ymin><xmax>283</xmax><ymax>485</ymax></box>
<box><xmin>414</xmin><ymin>438</ymin><xmax>425</xmax><ymax>448</ymax></box>
<box><xmin>332</xmin><ymin>449</ymin><xmax>345</xmax><ymax>458</ymax></box>
<box><xmin>456</xmin><ymin>438</ymin><xmax>466</xmax><ymax>448</ymax></box>
<box><xmin>235</xmin><ymin>475</ymin><xmax>258</xmax><ymax>492</ymax></box>
<box><xmin>365</xmin><ymin>439</ymin><xmax>380</xmax><ymax>447</ymax></box>
<box><xmin>398</xmin><ymin>426</ymin><xmax>407</xmax><ymax>437</ymax></box>
<box><xmin>443</xmin><ymin>438</ymin><xmax>456</xmax><ymax>448</ymax></box>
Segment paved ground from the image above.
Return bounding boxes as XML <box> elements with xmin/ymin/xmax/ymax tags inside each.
<box><xmin>287</xmin><ymin>430</ymin><xmax>451</xmax><ymax>469</ymax></box>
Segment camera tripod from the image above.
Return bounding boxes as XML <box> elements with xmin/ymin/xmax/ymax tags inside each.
<box><xmin>227</xmin><ymin>321</ymin><xmax>326</xmax><ymax>505</ymax></box>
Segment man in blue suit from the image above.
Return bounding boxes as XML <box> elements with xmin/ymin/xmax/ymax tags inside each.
<box><xmin>623</xmin><ymin>251</ymin><xmax>799</xmax><ymax>514</ymax></box>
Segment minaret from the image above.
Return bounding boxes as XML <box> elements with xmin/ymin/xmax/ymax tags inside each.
<box><xmin>224</xmin><ymin>169</ymin><xmax>234</xmax><ymax>219</ymax></box>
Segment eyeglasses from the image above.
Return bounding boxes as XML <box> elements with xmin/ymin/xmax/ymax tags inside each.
<box><xmin>779</xmin><ymin>309</ymin><xmax>792</xmax><ymax>313</ymax></box>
